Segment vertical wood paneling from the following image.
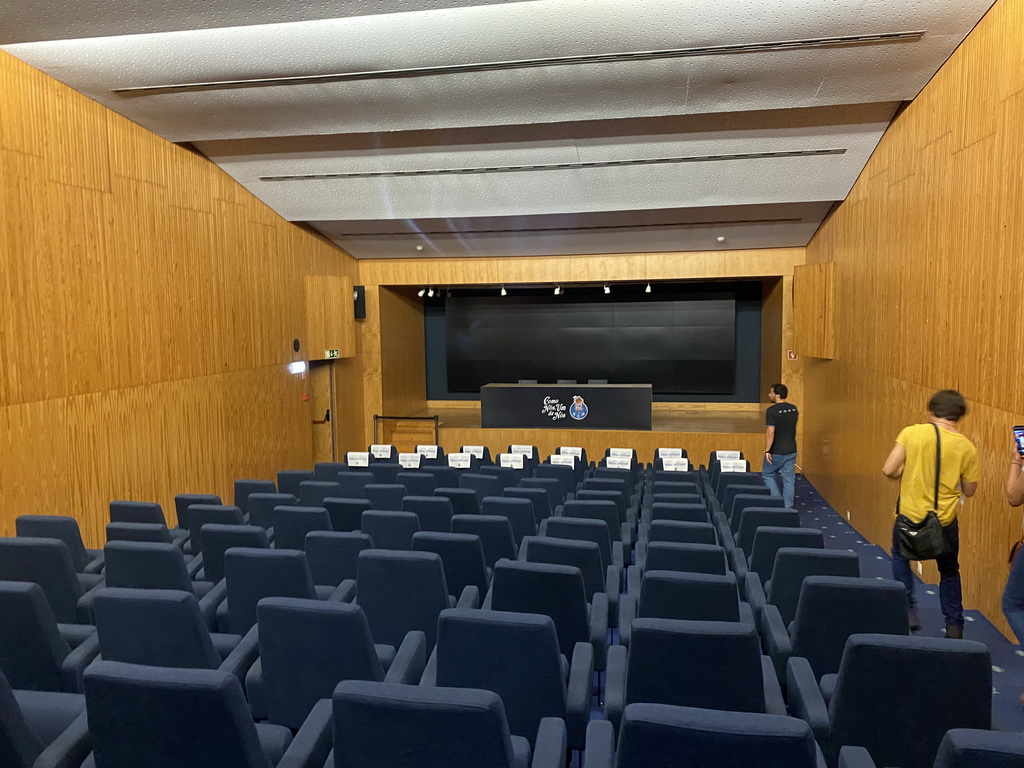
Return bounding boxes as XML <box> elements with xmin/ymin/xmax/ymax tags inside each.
<box><xmin>0</xmin><ymin>51</ymin><xmax>354</xmax><ymax>545</ymax></box>
<box><xmin>793</xmin><ymin>262</ymin><xmax>836</xmax><ymax>359</ymax></box>
<box><xmin>803</xmin><ymin>0</ymin><xmax>1024</xmax><ymax>638</ymax></box>
<box><xmin>378</xmin><ymin>288</ymin><xmax>427</xmax><ymax>420</ymax></box>
<box><xmin>305</xmin><ymin>275</ymin><xmax>356</xmax><ymax>360</ymax></box>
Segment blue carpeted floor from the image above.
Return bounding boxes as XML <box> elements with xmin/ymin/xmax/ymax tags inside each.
<box><xmin>794</xmin><ymin>475</ymin><xmax>1024</xmax><ymax>733</ymax></box>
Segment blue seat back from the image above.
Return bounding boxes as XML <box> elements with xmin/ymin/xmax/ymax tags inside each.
<box><xmin>271</xmin><ymin>506</ymin><xmax>332</xmax><ymax>551</ymax></box>
<box><xmin>480</xmin><ymin>497</ymin><xmax>536</xmax><ymax>545</ymax></box>
<box><xmin>714</xmin><ymin>471</ymin><xmax>761</xmax><ymax>500</ymax></box>
<box><xmin>323</xmin><ymin>497</ymin><xmax>371</xmax><ymax>532</ymax></box>
<box><xmin>503</xmin><ymin>487</ymin><xmax>551</xmax><ymax>522</ymax></box>
<box><xmin>766</xmin><ymin>548</ymin><xmax>859</xmax><ymax>624</ymax></box>
<box><xmin>736</xmin><ymin>508</ymin><xmax>799</xmax><ymax>552</ymax></box>
<box><xmin>0</xmin><ymin>668</ymin><xmax>45</xmax><ymax>768</ymax></box>
<box><xmin>582</xmin><ymin>478</ymin><xmax>629</xmax><ymax>497</ymax></box>
<box><xmin>109</xmin><ymin>501</ymin><xmax>167</xmax><ymax>526</ymax></box>
<box><xmin>574</xmin><ymin>491</ymin><xmax>626</xmax><ymax>523</ymax></box>
<box><xmin>92</xmin><ymin>588</ymin><xmax>220</xmax><ymax>670</ymax></box>
<box><xmin>651</xmin><ymin>481</ymin><xmax>699</xmax><ymax>497</ymax></box>
<box><xmin>628</xmin><ymin>618</ymin><xmax>764</xmax><ymax>713</ymax></box>
<box><xmin>402</xmin><ymin>496</ymin><xmax>454</xmax><ymax>533</ymax></box>
<box><xmin>277</xmin><ymin>470</ymin><xmax>315</xmax><ymax>498</ymax></box>
<box><xmin>200</xmin><ymin>525</ymin><xmax>270</xmax><ymax>584</ymax></box>
<box><xmin>306</xmin><ymin>532</ymin><xmax>374</xmax><ymax>586</ymax></box>
<box><xmin>314</xmin><ymin>462</ymin><xmax>348</xmax><ymax>481</ymax></box>
<box><xmin>15</xmin><ymin>516</ymin><xmax>92</xmax><ymax>573</ymax></box>
<box><xmin>724</xmin><ymin>484</ymin><xmax>771</xmax><ymax>516</ymax></box>
<box><xmin>368</xmin><ymin>463</ymin><xmax>402</xmax><ymax>485</ymax></box>
<box><xmin>436</xmin><ymin>608</ymin><xmax>565</xmax><ymax>744</ymax></box>
<box><xmin>637</xmin><ymin>571</ymin><xmax>741</xmax><ymax>623</ymax></box>
<box><xmin>647</xmin><ymin>521</ymin><xmax>717</xmax><ymax>546</ymax></box>
<box><xmin>935</xmin><ymin>729</ymin><xmax>1024</xmax><ymax>768</ymax></box>
<box><xmin>420</xmin><ymin>466</ymin><xmax>458</xmax><ymax>488</ymax></box>
<box><xmin>451</xmin><ymin>515</ymin><xmax>516</xmax><ymax>568</ymax></box>
<box><xmin>434</xmin><ymin>487</ymin><xmax>480</xmax><ymax>516</ymax></box>
<box><xmin>332</xmin><ymin>680</ymin><xmax>518</xmax><ymax>768</ymax></box>
<box><xmin>644</xmin><ymin>543</ymin><xmax>728</xmax><ymax>576</ymax></box>
<box><xmin>490</xmin><ymin>560</ymin><xmax>589</xmax><ymax>658</ymax></box>
<box><xmin>246</xmin><ymin>493</ymin><xmax>297</xmax><ymax>530</ymax></box>
<box><xmin>257</xmin><ymin>598</ymin><xmax>384</xmax><ymax>729</ymax></box>
<box><xmin>412</xmin><ymin>532</ymin><xmax>489</xmax><ymax>595</ymax></box>
<box><xmin>521</xmin><ymin>536</ymin><xmax>605</xmax><ymax>600</ymax></box>
<box><xmin>356</xmin><ymin>550</ymin><xmax>450</xmax><ymax>650</ymax></box>
<box><xmin>360</xmin><ymin>511</ymin><xmax>419</xmax><ymax>551</ymax></box>
<box><xmin>730</xmin><ymin>495</ymin><xmax>785</xmax><ymax>533</ymax></box>
<box><xmin>172</xmin><ymin>495</ymin><xmax>221</xmax><ymax>531</ymax></box>
<box><xmin>338</xmin><ymin>472</ymin><xmax>375</xmax><ymax>500</ymax></box>
<box><xmin>0</xmin><ymin>581</ymin><xmax>70</xmax><ymax>691</ymax></box>
<box><xmin>364</xmin><ymin>484</ymin><xmax>407</xmax><ymax>512</ymax></box>
<box><xmin>562</xmin><ymin>499</ymin><xmax>620</xmax><ymax>542</ymax></box>
<box><xmin>533</xmin><ymin>464</ymin><xmax>576</xmax><ymax>499</ymax></box>
<box><xmin>790</xmin><ymin>576</ymin><xmax>909</xmax><ymax>678</ymax></box>
<box><xmin>395</xmin><ymin>472</ymin><xmax>436</xmax><ymax>497</ymax></box>
<box><xmin>83</xmin><ymin>661</ymin><xmax>274</xmax><ymax>768</ymax></box>
<box><xmin>540</xmin><ymin>517</ymin><xmax>612</xmax><ymax>569</ymax></box>
<box><xmin>188</xmin><ymin>505</ymin><xmax>246</xmax><ymax>554</ymax></box>
<box><xmin>105</xmin><ymin>522</ymin><xmax>173</xmax><ymax>544</ymax></box>
<box><xmin>520</xmin><ymin>477</ymin><xmax>564</xmax><ymax>507</ymax></box>
<box><xmin>649</xmin><ymin>503</ymin><xmax>709</xmax><ymax>524</ymax></box>
<box><xmin>480</xmin><ymin>466</ymin><xmax>522</xmax><ymax>491</ymax></box>
<box><xmin>748</xmin><ymin>528</ymin><xmax>824</xmax><ymax>583</ymax></box>
<box><xmin>299</xmin><ymin>481</ymin><xmax>342</xmax><ymax>509</ymax></box>
<box><xmin>224</xmin><ymin>548</ymin><xmax>317</xmax><ymax>634</ymax></box>
<box><xmin>233</xmin><ymin>480</ymin><xmax>277</xmax><ymax>516</ymax></box>
<box><xmin>0</xmin><ymin>539</ymin><xmax>84</xmax><ymax>623</ymax></box>
<box><xmin>830</xmin><ymin>634</ymin><xmax>991</xmax><ymax>768</ymax></box>
<box><xmin>617</xmin><ymin>703</ymin><xmax>820</xmax><ymax>768</ymax></box>
<box><xmin>460</xmin><ymin>473</ymin><xmax>503</xmax><ymax>506</ymax></box>
<box><xmin>103</xmin><ymin>541</ymin><xmax>193</xmax><ymax>593</ymax></box>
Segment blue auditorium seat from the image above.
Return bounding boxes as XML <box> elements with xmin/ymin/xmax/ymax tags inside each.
<box><xmin>306</xmin><ymin>532</ymin><xmax>374</xmax><ymax>587</ymax></box>
<box><xmin>368</xmin><ymin>462</ymin><xmax>402</xmax><ymax>485</ymax></box>
<box><xmin>299</xmin><ymin>480</ymin><xmax>342</xmax><ymax>509</ymax></box>
<box><xmin>0</xmin><ymin>668</ymin><xmax>88</xmax><ymax>768</ymax></box>
<box><xmin>172</xmin><ymin>494</ymin><xmax>221</xmax><ymax>532</ymax></box>
<box><xmin>109</xmin><ymin>501</ymin><xmax>188</xmax><ymax>548</ymax></box>
<box><xmin>246</xmin><ymin>493</ymin><xmax>297</xmax><ymax>530</ymax></box>
<box><xmin>480</xmin><ymin>465</ymin><xmax>522</xmax><ymax>491</ymax></box>
<box><xmin>322</xmin><ymin>497</ymin><xmax>371</xmax><ymax>532</ymax></box>
<box><xmin>0</xmin><ymin>538</ymin><xmax>101</xmax><ymax>624</ymax></box>
<box><xmin>314</xmin><ymin>461</ymin><xmax>349</xmax><ymax>480</ymax></box>
<box><xmin>15</xmin><ymin>515</ymin><xmax>103</xmax><ymax>574</ymax></box>
<box><xmin>521</xmin><ymin>477</ymin><xmax>566</xmax><ymax>507</ymax></box>
<box><xmin>395</xmin><ymin>471</ymin><xmax>436</xmax><ymax>496</ymax></box>
<box><xmin>504</xmin><ymin>486</ymin><xmax>552</xmax><ymax>523</ymax></box>
<box><xmin>745</xmin><ymin>548</ymin><xmax>860</xmax><ymax>624</ymax></box>
<box><xmin>626</xmin><ymin>543</ymin><xmax>729</xmax><ymax>594</ymax></box>
<box><xmin>402</xmin><ymin>496</ymin><xmax>454</xmax><ymax>533</ymax></box>
<box><xmin>481</xmin><ymin>497</ymin><xmax>537</xmax><ymax>545</ymax></box>
<box><xmin>360</xmin><ymin>510</ymin><xmax>419</xmax><ymax>550</ymax></box>
<box><xmin>363</xmin><ymin>484</ymin><xmax>407</xmax><ymax>512</ymax></box>
<box><xmin>434</xmin><ymin>486</ymin><xmax>480</xmax><ymax>516</ymax></box>
<box><xmin>186</xmin><ymin>504</ymin><xmax>245</xmax><ymax>555</ymax></box>
<box><xmin>539</xmin><ymin>516</ymin><xmax>623</xmax><ymax>569</ymax></box>
<box><xmin>277</xmin><ymin>469</ymin><xmax>315</xmax><ymax>498</ymax></box>
<box><xmin>452</xmin><ymin>514</ymin><xmax>517</xmax><ymax>568</ymax></box>
<box><xmin>732</xmin><ymin>526</ymin><xmax>824</xmax><ymax>583</ymax></box>
<box><xmin>271</xmin><ymin>506</ymin><xmax>332</xmax><ymax>551</ymax></box>
<box><xmin>233</xmin><ymin>479</ymin><xmax>277</xmax><ymax>517</ymax></box>
<box><xmin>337</xmin><ymin>471</ymin><xmax>375</xmax><ymax>500</ymax></box>
<box><xmin>646</xmin><ymin>502</ymin><xmax>709</xmax><ymax>525</ymax></box>
<box><xmin>460</xmin><ymin>473</ymin><xmax>503</xmax><ymax>506</ymax></box>
<box><xmin>732</xmin><ymin>507</ymin><xmax>800</xmax><ymax>552</ymax></box>
<box><xmin>197</xmin><ymin>524</ymin><xmax>270</xmax><ymax>584</ymax></box>
<box><xmin>420</xmin><ymin>465</ymin><xmax>458</xmax><ymax>487</ymax></box>
<box><xmin>519</xmin><ymin>536</ymin><xmax>620</xmax><ymax>624</ymax></box>
<box><xmin>412</xmin><ymin>532</ymin><xmax>490</xmax><ymax>596</ymax></box>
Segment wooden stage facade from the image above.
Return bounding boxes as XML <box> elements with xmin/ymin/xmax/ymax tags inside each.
<box><xmin>381</xmin><ymin>402</ymin><xmax>767</xmax><ymax>465</ymax></box>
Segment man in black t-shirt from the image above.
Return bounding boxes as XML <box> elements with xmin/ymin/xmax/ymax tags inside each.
<box><xmin>763</xmin><ymin>383</ymin><xmax>799</xmax><ymax>507</ymax></box>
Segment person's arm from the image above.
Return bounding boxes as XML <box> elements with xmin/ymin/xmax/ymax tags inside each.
<box><xmin>882</xmin><ymin>442</ymin><xmax>906</xmax><ymax>479</ymax></box>
<box><xmin>959</xmin><ymin>443</ymin><xmax>980</xmax><ymax>498</ymax></box>
<box><xmin>1008</xmin><ymin>447</ymin><xmax>1024</xmax><ymax>507</ymax></box>
<box><xmin>764</xmin><ymin>425</ymin><xmax>775</xmax><ymax>464</ymax></box>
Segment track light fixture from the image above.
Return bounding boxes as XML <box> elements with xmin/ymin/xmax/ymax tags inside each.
<box><xmin>417</xmin><ymin>287</ymin><xmax>426</xmax><ymax>298</ymax></box>
<box><xmin>500</xmin><ymin>285</ymin><xmax>507</xmax><ymax>297</ymax></box>
<box><xmin>427</xmin><ymin>287</ymin><xmax>435</xmax><ymax>298</ymax></box>
<box><xmin>554</xmin><ymin>285</ymin><xmax>562</xmax><ymax>295</ymax></box>
<box><xmin>645</xmin><ymin>283</ymin><xmax>652</xmax><ymax>294</ymax></box>
<box><xmin>603</xmin><ymin>285</ymin><xmax>611</xmax><ymax>295</ymax></box>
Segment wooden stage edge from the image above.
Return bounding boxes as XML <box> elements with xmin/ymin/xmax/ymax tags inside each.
<box><xmin>392</xmin><ymin>403</ymin><xmax>768</xmax><ymax>463</ymax></box>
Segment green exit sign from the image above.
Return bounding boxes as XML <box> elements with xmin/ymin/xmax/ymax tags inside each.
<box><xmin>325</xmin><ymin>349</ymin><xmax>340</xmax><ymax>359</ymax></box>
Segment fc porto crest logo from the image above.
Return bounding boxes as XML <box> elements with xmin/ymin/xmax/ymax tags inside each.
<box><xmin>569</xmin><ymin>395</ymin><xmax>589</xmax><ymax>420</ymax></box>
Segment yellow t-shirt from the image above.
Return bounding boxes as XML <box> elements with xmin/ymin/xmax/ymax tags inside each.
<box><xmin>896</xmin><ymin>423</ymin><xmax>980</xmax><ymax>525</ymax></box>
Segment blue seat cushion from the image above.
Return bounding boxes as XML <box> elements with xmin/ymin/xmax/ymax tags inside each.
<box><xmin>254</xmin><ymin>722</ymin><xmax>293</xmax><ymax>765</ymax></box>
<box><xmin>14</xmin><ymin>690</ymin><xmax>86</xmax><ymax>745</ymax></box>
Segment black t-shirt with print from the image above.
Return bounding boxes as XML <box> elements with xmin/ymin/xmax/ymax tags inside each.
<box><xmin>766</xmin><ymin>402</ymin><xmax>799</xmax><ymax>455</ymax></box>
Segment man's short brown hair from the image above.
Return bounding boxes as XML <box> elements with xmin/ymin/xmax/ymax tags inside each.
<box><xmin>928</xmin><ymin>390</ymin><xmax>968</xmax><ymax>422</ymax></box>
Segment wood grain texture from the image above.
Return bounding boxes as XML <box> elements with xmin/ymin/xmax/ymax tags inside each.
<box><xmin>377</xmin><ymin>288</ymin><xmax>427</xmax><ymax>420</ymax></box>
<box><xmin>803</xmin><ymin>0</ymin><xmax>1024</xmax><ymax>638</ymax></box>
<box><xmin>0</xmin><ymin>51</ymin><xmax>354</xmax><ymax>544</ymax></box>
<box><xmin>793</xmin><ymin>262</ymin><xmax>836</xmax><ymax>359</ymax></box>
<box><xmin>305</xmin><ymin>275</ymin><xmax>356</xmax><ymax>360</ymax></box>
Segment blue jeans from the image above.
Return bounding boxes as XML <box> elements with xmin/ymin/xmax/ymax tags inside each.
<box><xmin>1003</xmin><ymin>543</ymin><xmax>1024</xmax><ymax>643</ymax></box>
<box><xmin>762</xmin><ymin>452</ymin><xmax>797</xmax><ymax>508</ymax></box>
<box><xmin>891</xmin><ymin>518</ymin><xmax>963</xmax><ymax>628</ymax></box>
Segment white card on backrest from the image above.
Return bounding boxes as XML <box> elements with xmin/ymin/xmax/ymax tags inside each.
<box><xmin>448</xmin><ymin>453</ymin><xmax>472</xmax><ymax>469</ymax></box>
<box><xmin>550</xmin><ymin>454</ymin><xmax>576</xmax><ymax>467</ymax></box>
<box><xmin>416</xmin><ymin>445</ymin><xmax>439</xmax><ymax>459</ymax></box>
<box><xmin>462</xmin><ymin>445</ymin><xmax>485</xmax><ymax>459</ymax></box>
<box><xmin>347</xmin><ymin>451</ymin><xmax>370</xmax><ymax>468</ymax></box>
<box><xmin>662</xmin><ymin>457</ymin><xmax>690</xmax><ymax>472</ymax></box>
<box><xmin>658</xmin><ymin>448</ymin><xmax>683</xmax><ymax>459</ymax></box>
<box><xmin>370</xmin><ymin>444</ymin><xmax>393</xmax><ymax>459</ymax></box>
<box><xmin>510</xmin><ymin>444</ymin><xmax>534</xmax><ymax>457</ymax></box>
<box><xmin>398</xmin><ymin>453</ymin><xmax>422</xmax><ymax>469</ymax></box>
<box><xmin>499</xmin><ymin>453</ymin><xmax>525</xmax><ymax>469</ymax></box>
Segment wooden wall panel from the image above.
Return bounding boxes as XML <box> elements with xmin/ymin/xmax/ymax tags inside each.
<box><xmin>0</xmin><ymin>51</ymin><xmax>355</xmax><ymax>544</ymax></box>
<box><xmin>793</xmin><ymin>262</ymin><xmax>836</xmax><ymax>359</ymax></box>
<box><xmin>803</xmin><ymin>0</ymin><xmax>1024</xmax><ymax>637</ymax></box>
<box><xmin>378</xmin><ymin>288</ymin><xmax>427</xmax><ymax>420</ymax></box>
<box><xmin>305</xmin><ymin>275</ymin><xmax>356</xmax><ymax>360</ymax></box>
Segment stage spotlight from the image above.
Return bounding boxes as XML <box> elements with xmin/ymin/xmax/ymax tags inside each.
<box><xmin>427</xmin><ymin>287</ymin><xmax>435</xmax><ymax>298</ymax></box>
<box><xmin>645</xmin><ymin>283</ymin><xmax>652</xmax><ymax>294</ymax></box>
<box><xmin>603</xmin><ymin>284</ymin><xmax>611</xmax><ymax>295</ymax></box>
<box><xmin>417</xmin><ymin>287</ymin><xmax>426</xmax><ymax>298</ymax></box>
<box><xmin>500</xmin><ymin>285</ymin><xmax>507</xmax><ymax>296</ymax></box>
<box><xmin>554</xmin><ymin>285</ymin><xmax>561</xmax><ymax>295</ymax></box>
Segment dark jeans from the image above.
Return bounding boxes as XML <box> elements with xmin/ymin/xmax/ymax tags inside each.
<box><xmin>1002</xmin><ymin>544</ymin><xmax>1024</xmax><ymax>643</ymax></box>
<box><xmin>891</xmin><ymin>518</ymin><xmax>963</xmax><ymax>628</ymax></box>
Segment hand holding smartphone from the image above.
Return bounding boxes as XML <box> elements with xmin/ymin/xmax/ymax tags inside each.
<box><xmin>1014</xmin><ymin>425</ymin><xmax>1024</xmax><ymax>457</ymax></box>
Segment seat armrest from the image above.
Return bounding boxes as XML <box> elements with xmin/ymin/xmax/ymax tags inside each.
<box><xmin>385</xmin><ymin>631</ymin><xmax>427</xmax><ymax>685</ymax></box>
<box><xmin>75</xmin><ymin>584</ymin><xmax>103</xmax><ymax>624</ymax></box>
<box><xmin>744</xmin><ymin>571</ymin><xmax>766</xmax><ymax>613</ymax></box>
<box><xmin>565</xmin><ymin>642</ymin><xmax>594</xmax><ymax>751</ymax></box>
<box><xmin>584</xmin><ymin>720</ymin><xmax>615</xmax><ymax>768</ymax></box>
<box><xmin>619</xmin><ymin>521</ymin><xmax>632</xmax><ymax>549</ymax></box>
<box><xmin>277</xmin><ymin>698</ymin><xmax>334</xmax><ymax>768</ymax></box>
<box><xmin>531</xmin><ymin>717</ymin><xmax>567</xmax><ymax>768</ymax></box>
<box><xmin>456</xmin><ymin>585</ymin><xmax>480</xmax><ymax>609</ymax></box>
<box><xmin>481</xmin><ymin>586</ymin><xmax>493</xmax><ymax>610</ymax></box>
<box><xmin>60</xmin><ymin>630</ymin><xmax>100</xmax><ymax>692</ymax></box>
<box><xmin>220</xmin><ymin>624</ymin><xmax>260</xmax><ymax>686</ymax></box>
<box><xmin>760</xmin><ymin>604</ymin><xmax>793</xmax><ymax>681</ymax></box>
<box><xmin>246</xmin><ymin>657</ymin><xmax>267</xmax><ymax>720</ymax></box>
<box><xmin>738</xmin><ymin>601</ymin><xmax>756</xmax><ymax>627</ymax></box>
<box><xmin>186</xmin><ymin>552</ymin><xmax>204</xmax><ymax>579</ymax></box>
<box><xmin>611</xmin><ymin>541</ymin><xmax>624</xmax><ymax>568</ymax></box>
<box><xmin>419</xmin><ymin>644</ymin><xmax>438</xmax><ymax>686</ymax></box>
<box><xmin>328</xmin><ymin>579</ymin><xmax>356</xmax><ymax>603</ymax></box>
<box><xmin>636</xmin><ymin>523</ymin><xmax>649</xmax><ymax>544</ymax></box>
<box><xmin>198</xmin><ymin>579</ymin><xmax>228</xmax><ymax>630</ymax></box>
<box><xmin>603</xmin><ymin>644</ymin><xmax>628</xmax><ymax>733</ymax></box>
<box><xmin>589</xmin><ymin>593</ymin><xmax>609</xmax><ymax>672</ymax></box>
<box><xmin>216</xmin><ymin>600</ymin><xmax>230</xmax><ymax>633</ymax></box>
<box><xmin>83</xmin><ymin>554</ymin><xmax>105</xmax><ymax>575</ymax></box>
<box><xmin>605</xmin><ymin>565</ymin><xmax>622</xmax><ymax>602</ymax></box>
<box><xmin>760</xmin><ymin>655</ymin><xmax>786</xmax><ymax>716</ymax></box>
<box><xmin>728</xmin><ymin>547</ymin><xmax>748</xmax><ymax>582</ymax></box>
<box><xmin>626</xmin><ymin>565</ymin><xmax>642</xmax><ymax>597</ymax></box>
<box><xmin>838</xmin><ymin>746</ymin><xmax>877</xmax><ymax>768</ymax></box>
<box><xmin>787</xmin><ymin>656</ymin><xmax>831</xmax><ymax>747</ymax></box>
<box><xmin>633</xmin><ymin>541</ymin><xmax>647</xmax><ymax>572</ymax></box>
<box><xmin>618</xmin><ymin>594</ymin><xmax>637</xmax><ymax>647</ymax></box>
<box><xmin>31</xmin><ymin>710</ymin><xmax>92</xmax><ymax>768</ymax></box>
<box><xmin>717</xmin><ymin>519</ymin><xmax>736</xmax><ymax>552</ymax></box>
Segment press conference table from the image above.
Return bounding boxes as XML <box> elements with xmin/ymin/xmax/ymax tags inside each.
<box><xmin>480</xmin><ymin>383</ymin><xmax>653</xmax><ymax>430</ymax></box>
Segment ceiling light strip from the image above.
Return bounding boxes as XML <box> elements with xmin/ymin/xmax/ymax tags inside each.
<box><xmin>258</xmin><ymin>148</ymin><xmax>846</xmax><ymax>182</ymax></box>
<box><xmin>112</xmin><ymin>30</ymin><xmax>923</xmax><ymax>96</ymax></box>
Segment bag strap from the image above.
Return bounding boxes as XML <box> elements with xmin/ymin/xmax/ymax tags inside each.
<box><xmin>931</xmin><ymin>423</ymin><xmax>942</xmax><ymax>511</ymax></box>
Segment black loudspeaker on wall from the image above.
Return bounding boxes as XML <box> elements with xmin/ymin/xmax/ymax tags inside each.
<box><xmin>353</xmin><ymin>285</ymin><xmax>366</xmax><ymax>319</ymax></box>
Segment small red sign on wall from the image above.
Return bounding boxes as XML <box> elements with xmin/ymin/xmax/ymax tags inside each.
<box><xmin>787</xmin><ymin>350</ymin><xmax>798</xmax><ymax>360</ymax></box>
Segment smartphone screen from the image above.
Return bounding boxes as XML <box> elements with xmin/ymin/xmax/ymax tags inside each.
<box><xmin>1015</xmin><ymin>425</ymin><xmax>1024</xmax><ymax>457</ymax></box>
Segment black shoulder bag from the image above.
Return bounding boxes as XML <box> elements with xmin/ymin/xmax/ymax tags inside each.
<box><xmin>895</xmin><ymin>424</ymin><xmax>948</xmax><ymax>560</ymax></box>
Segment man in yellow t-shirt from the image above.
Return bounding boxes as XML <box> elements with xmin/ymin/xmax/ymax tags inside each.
<box><xmin>882</xmin><ymin>390</ymin><xmax>980</xmax><ymax>638</ymax></box>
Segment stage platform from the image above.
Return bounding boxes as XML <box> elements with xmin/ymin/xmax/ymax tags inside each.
<box><xmin>382</xmin><ymin>403</ymin><xmax>768</xmax><ymax>464</ymax></box>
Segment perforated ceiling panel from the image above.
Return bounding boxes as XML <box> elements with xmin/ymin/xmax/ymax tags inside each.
<box><xmin>0</xmin><ymin>0</ymin><xmax>996</xmax><ymax>259</ymax></box>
